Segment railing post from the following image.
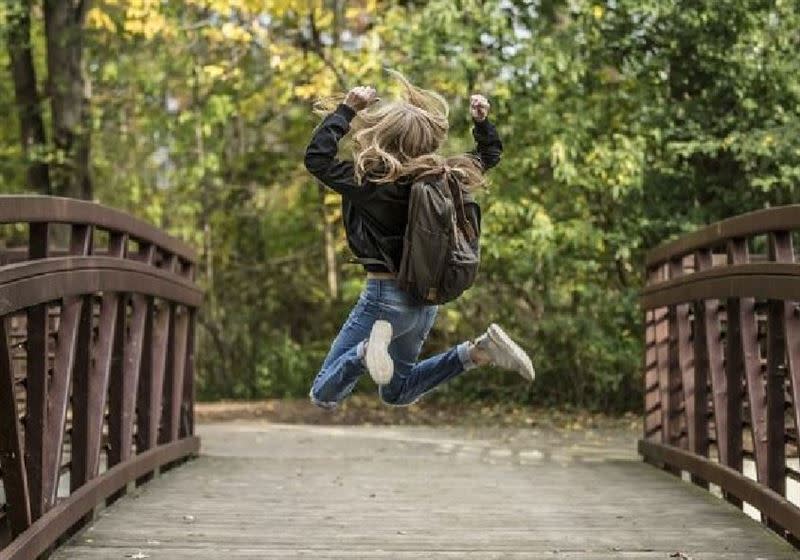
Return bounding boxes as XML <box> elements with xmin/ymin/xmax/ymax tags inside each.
<box><xmin>181</xmin><ymin>307</ymin><xmax>196</xmax><ymax>438</ymax></box>
<box><xmin>25</xmin><ymin>222</ymin><xmax>48</xmax><ymax>521</ymax></box>
<box><xmin>719</xmin><ymin>239</ymin><xmax>749</xmax><ymax>508</ymax></box>
<box><xmin>766</xmin><ymin>233</ymin><xmax>792</xmax><ymax>503</ymax></box>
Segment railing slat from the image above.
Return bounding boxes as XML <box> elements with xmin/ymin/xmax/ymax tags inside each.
<box><xmin>0</xmin><ymin>318</ymin><xmax>31</xmax><ymax>537</ymax></box>
<box><xmin>138</xmin><ymin>302</ymin><xmax>170</xmax><ymax>453</ymax></box>
<box><xmin>643</xmin><ymin>304</ymin><xmax>659</xmax><ymax>441</ymax></box>
<box><xmin>162</xmin><ymin>306</ymin><xmax>189</xmax><ymax>444</ymax></box>
<box><xmin>669</xmin><ymin>257</ymin><xmax>691</xmax><ymax>452</ymax></box>
<box><xmin>693</xmin><ymin>251</ymin><xmax>722</xmax><ymax>468</ymax></box>
<box><xmin>69</xmin><ymin>295</ymin><xmax>94</xmax><ymax>494</ymax></box>
<box><xmin>108</xmin><ymin>244</ymin><xmax>155</xmax><ymax>474</ymax></box>
<box><xmin>727</xmin><ymin>239</ymin><xmax>768</xmax><ymax>490</ymax></box>
<box><xmin>25</xmin><ymin>223</ymin><xmax>48</xmax><ymax>521</ymax></box>
<box><xmin>766</xmin><ymin>232</ymin><xmax>792</xmax><ymax>501</ymax></box>
<box><xmin>181</xmin><ymin>309</ymin><xmax>196</xmax><ymax>438</ymax></box>
<box><xmin>654</xmin><ymin>264</ymin><xmax>673</xmax><ymax>450</ymax></box>
<box><xmin>42</xmin><ymin>224</ymin><xmax>93</xmax><ymax>511</ymax></box>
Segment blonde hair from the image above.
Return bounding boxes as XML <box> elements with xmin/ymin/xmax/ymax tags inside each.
<box><xmin>312</xmin><ymin>69</ymin><xmax>485</xmax><ymax>191</ymax></box>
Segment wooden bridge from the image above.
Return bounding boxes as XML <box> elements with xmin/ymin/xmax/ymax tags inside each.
<box><xmin>2</xmin><ymin>196</ymin><xmax>800</xmax><ymax>558</ymax></box>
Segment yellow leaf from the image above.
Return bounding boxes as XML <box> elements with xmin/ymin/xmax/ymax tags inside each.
<box><xmin>87</xmin><ymin>7</ymin><xmax>116</xmax><ymax>31</ymax></box>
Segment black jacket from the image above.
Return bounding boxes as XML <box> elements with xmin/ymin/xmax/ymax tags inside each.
<box><xmin>303</xmin><ymin>102</ymin><xmax>503</xmax><ymax>272</ymax></box>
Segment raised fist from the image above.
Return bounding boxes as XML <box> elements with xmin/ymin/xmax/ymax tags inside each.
<box><xmin>470</xmin><ymin>94</ymin><xmax>490</xmax><ymax>122</ymax></box>
<box><xmin>344</xmin><ymin>85</ymin><xmax>379</xmax><ymax>112</ymax></box>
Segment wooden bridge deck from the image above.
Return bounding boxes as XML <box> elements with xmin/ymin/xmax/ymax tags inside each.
<box><xmin>53</xmin><ymin>422</ymin><xmax>800</xmax><ymax>559</ymax></box>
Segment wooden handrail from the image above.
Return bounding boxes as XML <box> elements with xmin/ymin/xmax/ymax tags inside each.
<box><xmin>0</xmin><ymin>197</ymin><xmax>202</xmax><ymax>556</ymax></box>
<box><xmin>646</xmin><ymin>205</ymin><xmax>800</xmax><ymax>267</ymax></box>
<box><xmin>641</xmin><ymin>213</ymin><xmax>800</xmax><ymax>543</ymax></box>
<box><xmin>0</xmin><ymin>195</ymin><xmax>197</xmax><ymax>263</ymax></box>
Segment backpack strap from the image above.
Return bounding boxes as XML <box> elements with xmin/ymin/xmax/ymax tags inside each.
<box><xmin>443</xmin><ymin>171</ymin><xmax>477</xmax><ymax>242</ymax></box>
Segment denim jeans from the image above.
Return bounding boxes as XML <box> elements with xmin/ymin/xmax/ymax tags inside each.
<box><xmin>309</xmin><ymin>279</ymin><xmax>476</xmax><ymax>408</ymax></box>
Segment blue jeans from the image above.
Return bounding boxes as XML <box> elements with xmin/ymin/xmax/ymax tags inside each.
<box><xmin>309</xmin><ymin>279</ymin><xmax>476</xmax><ymax>408</ymax></box>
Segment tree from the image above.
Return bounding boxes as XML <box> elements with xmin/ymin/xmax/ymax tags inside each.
<box><xmin>44</xmin><ymin>0</ymin><xmax>92</xmax><ymax>199</ymax></box>
<box><xmin>6</xmin><ymin>0</ymin><xmax>50</xmax><ymax>194</ymax></box>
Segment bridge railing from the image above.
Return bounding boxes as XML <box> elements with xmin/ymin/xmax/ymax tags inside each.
<box><xmin>0</xmin><ymin>196</ymin><xmax>202</xmax><ymax>559</ymax></box>
<box><xmin>640</xmin><ymin>205</ymin><xmax>800</xmax><ymax>541</ymax></box>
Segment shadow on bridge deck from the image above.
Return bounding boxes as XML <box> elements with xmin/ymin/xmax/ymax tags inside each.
<box><xmin>53</xmin><ymin>422</ymin><xmax>800</xmax><ymax>559</ymax></box>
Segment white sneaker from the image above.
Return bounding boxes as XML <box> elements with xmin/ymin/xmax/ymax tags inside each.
<box><xmin>473</xmin><ymin>323</ymin><xmax>535</xmax><ymax>381</ymax></box>
<box><xmin>364</xmin><ymin>320</ymin><xmax>393</xmax><ymax>385</ymax></box>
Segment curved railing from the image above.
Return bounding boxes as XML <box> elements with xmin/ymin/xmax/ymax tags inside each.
<box><xmin>0</xmin><ymin>196</ymin><xmax>201</xmax><ymax>559</ymax></box>
<box><xmin>640</xmin><ymin>205</ymin><xmax>800</xmax><ymax>541</ymax></box>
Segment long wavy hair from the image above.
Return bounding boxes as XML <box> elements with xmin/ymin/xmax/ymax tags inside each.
<box><xmin>312</xmin><ymin>69</ymin><xmax>485</xmax><ymax>191</ymax></box>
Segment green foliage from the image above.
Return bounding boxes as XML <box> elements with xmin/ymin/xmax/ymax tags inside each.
<box><xmin>2</xmin><ymin>0</ymin><xmax>799</xmax><ymax>411</ymax></box>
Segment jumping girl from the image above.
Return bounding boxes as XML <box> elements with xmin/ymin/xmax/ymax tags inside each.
<box><xmin>304</xmin><ymin>70</ymin><xmax>534</xmax><ymax>409</ymax></box>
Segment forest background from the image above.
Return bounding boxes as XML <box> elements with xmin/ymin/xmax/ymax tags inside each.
<box><xmin>1</xmin><ymin>0</ymin><xmax>798</xmax><ymax>412</ymax></box>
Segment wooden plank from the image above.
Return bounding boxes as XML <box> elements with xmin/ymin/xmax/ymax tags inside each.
<box><xmin>0</xmin><ymin>317</ymin><xmax>31</xmax><ymax>537</ymax></box>
<box><xmin>640</xmin><ymin>438</ymin><xmax>800</xmax><ymax>542</ymax></box>
<box><xmin>25</xmin><ymin>222</ymin><xmax>48</xmax><ymax>521</ymax></box>
<box><xmin>50</xmin><ymin>424</ymin><xmax>800</xmax><ymax>560</ymax></box>
<box><xmin>1</xmin><ymin>437</ymin><xmax>199</xmax><ymax>560</ymax></box>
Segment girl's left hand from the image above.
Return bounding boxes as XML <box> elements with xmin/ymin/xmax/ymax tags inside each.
<box><xmin>470</xmin><ymin>94</ymin><xmax>490</xmax><ymax>121</ymax></box>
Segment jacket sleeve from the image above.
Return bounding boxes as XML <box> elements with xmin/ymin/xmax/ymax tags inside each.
<box><xmin>467</xmin><ymin>118</ymin><xmax>503</xmax><ymax>172</ymax></box>
<box><xmin>303</xmin><ymin>103</ymin><xmax>362</xmax><ymax>196</ymax></box>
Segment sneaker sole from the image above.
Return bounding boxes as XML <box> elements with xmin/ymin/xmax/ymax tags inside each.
<box><xmin>365</xmin><ymin>320</ymin><xmax>394</xmax><ymax>385</ymax></box>
<box><xmin>487</xmin><ymin>324</ymin><xmax>535</xmax><ymax>381</ymax></box>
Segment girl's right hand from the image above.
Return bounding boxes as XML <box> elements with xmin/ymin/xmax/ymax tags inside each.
<box><xmin>344</xmin><ymin>86</ymin><xmax>379</xmax><ymax>112</ymax></box>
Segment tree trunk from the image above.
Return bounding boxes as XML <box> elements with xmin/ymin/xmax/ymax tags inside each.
<box><xmin>44</xmin><ymin>0</ymin><xmax>92</xmax><ymax>200</ymax></box>
<box><xmin>319</xmin><ymin>183</ymin><xmax>339</xmax><ymax>299</ymax></box>
<box><xmin>7</xmin><ymin>0</ymin><xmax>51</xmax><ymax>194</ymax></box>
